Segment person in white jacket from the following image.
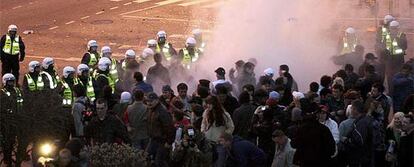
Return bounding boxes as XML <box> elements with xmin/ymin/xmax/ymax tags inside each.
<box><xmin>201</xmin><ymin>96</ymin><xmax>234</xmax><ymax>142</ymax></box>
<box><xmin>317</xmin><ymin>105</ymin><xmax>340</xmax><ymax>144</ymax></box>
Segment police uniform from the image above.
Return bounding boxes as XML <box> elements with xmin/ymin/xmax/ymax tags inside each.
<box><xmin>0</xmin><ymin>34</ymin><xmax>25</xmax><ymax>83</ymax></box>
<box><xmin>0</xmin><ymin>85</ymin><xmax>23</xmax><ymax>165</ymax></box>
<box><xmin>81</xmin><ymin>51</ymin><xmax>100</xmax><ymax>69</ymax></box>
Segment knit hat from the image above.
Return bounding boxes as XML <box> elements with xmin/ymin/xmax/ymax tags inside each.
<box><xmin>264</xmin><ymin>68</ymin><xmax>275</xmax><ymax>76</ymax></box>
<box><xmin>120</xmin><ymin>92</ymin><xmax>132</xmax><ymax>103</ymax></box>
<box><xmin>269</xmin><ymin>91</ymin><xmax>280</xmax><ymax>100</ymax></box>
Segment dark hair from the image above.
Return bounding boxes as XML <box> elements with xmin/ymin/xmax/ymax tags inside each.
<box><xmin>332</xmin><ymin>84</ymin><xmax>344</xmax><ymax>92</ymax></box>
<box><xmin>372</xmin><ymin>83</ymin><xmax>385</xmax><ymax>93</ymax></box>
<box><xmin>177</xmin><ymin>83</ymin><xmax>188</xmax><ymax>91</ymax></box>
<box><xmin>73</xmin><ymin>84</ymin><xmax>86</xmax><ymax>97</ymax></box>
<box><xmin>352</xmin><ymin>99</ymin><xmax>365</xmax><ymax>114</ymax></box>
<box><xmin>242</xmin><ymin>84</ymin><xmax>255</xmax><ymax>92</ymax></box>
<box><xmin>134</xmin><ymin>72</ymin><xmax>144</xmax><ymax>82</ymax></box>
<box><xmin>154</xmin><ymin>53</ymin><xmax>162</xmax><ymax>63</ymax></box>
<box><xmin>96</xmin><ymin>98</ymin><xmax>108</xmax><ymax>107</ymax></box>
<box><xmin>205</xmin><ymin>96</ymin><xmax>226</xmax><ymax>128</ymax></box>
<box><xmin>335</xmin><ymin>70</ymin><xmax>347</xmax><ymax>80</ymax></box>
<box><xmin>259</xmin><ymin>76</ymin><xmax>273</xmax><ymax>85</ymax></box>
<box><xmin>320</xmin><ymin>88</ymin><xmax>332</xmax><ymax>97</ymax></box>
<box><xmin>197</xmin><ymin>86</ymin><xmax>210</xmax><ymax>98</ymax></box>
<box><xmin>320</xmin><ymin>75</ymin><xmax>332</xmax><ymax>88</ymax></box>
<box><xmin>272</xmin><ymin>130</ymin><xmax>286</xmax><ymax>138</ymax></box>
<box><xmin>133</xmin><ymin>89</ymin><xmax>144</xmax><ymax>101</ymax></box>
<box><xmin>345</xmin><ymin>64</ymin><xmax>354</xmax><ymax>72</ymax></box>
<box><xmin>172</xmin><ymin>98</ymin><xmax>184</xmax><ymax>110</ymax></box>
<box><xmin>310</xmin><ymin>82</ymin><xmax>319</xmax><ymax>93</ymax></box>
<box><xmin>65</xmin><ymin>138</ymin><xmax>83</xmax><ymax>157</ymax></box>
<box><xmin>238</xmin><ymin>91</ymin><xmax>251</xmax><ymax>104</ymax></box>
<box><xmin>173</xmin><ymin>111</ymin><xmax>185</xmax><ymax>121</ymax></box>
<box><xmin>191</xmin><ymin>104</ymin><xmax>204</xmax><ymax>117</ymax></box>
<box><xmin>103</xmin><ymin>85</ymin><xmax>112</xmax><ymax>98</ymax></box>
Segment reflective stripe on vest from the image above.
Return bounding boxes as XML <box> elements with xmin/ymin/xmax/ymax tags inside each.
<box><xmin>2</xmin><ymin>35</ymin><xmax>20</xmax><ymax>55</ymax></box>
<box><xmin>341</xmin><ymin>36</ymin><xmax>358</xmax><ymax>55</ymax></box>
<box><xmin>88</xmin><ymin>52</ymin><xmax>100</xmax><ymax>67</ymax></box>
<box><xmin>41</xmin><ymin>71</ymin><xmax>59</xmax><ymax>89</ymax></box>
<box><xmin>74</xmin><ymin>77</ymin><xmax>96</xmax><ymax>101</ymax></box>
<box><xmin>156</xmin><ymin>43</ymin><xmax>172</xmax><ymax>61</ymax></box>
<box><xmin>1</xmin><ymin>87</ymin><xmax>23</xmax><ymax>108</ymax></box>
<box><xmin>26</xmin><ymin>74</ymin><xmax>44</xmax><ymax>91</ymax></box>
<box><xmin>61</xmin><ymin>80</ymin><xmax>73</xmax><ymax>107</ymax></box>
<box><xmin>109</xmin><ymin>58</ymin><xmax>119</xmax><ymax>82</ymax></box>
<box><xmin>381</xmin><ymin>26</ymin><xmax>389</xmax><ymax>43</ymax></box>
<box><xmin>385</xmin><ymin>32</ymin><xmax>404</xmax><ymax>55</ymax></box>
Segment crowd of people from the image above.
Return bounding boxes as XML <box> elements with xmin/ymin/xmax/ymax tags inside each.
<box><xmin>1</xmin><ymin>14</ymin><xmax>414</xmax><ymax>167</ymax></box>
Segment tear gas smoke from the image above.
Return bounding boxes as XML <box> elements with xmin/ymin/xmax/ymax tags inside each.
<box><xmin>195</xmin><ymin>0</ymin><xmax>347</xmax><ymax>91</ymax></box>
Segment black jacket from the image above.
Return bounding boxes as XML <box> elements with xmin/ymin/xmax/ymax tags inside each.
<box><xmin>232</xmin><ymin>103</ymin><xmax>256</xmax><ymax>140</ymax></box>
<box><xmin>85</xmin><ymin>114</ymin><xmax>130</xmax><ymax>144</ymax></box>
<box><xmin>291</xmin><ymin>118</ymin><xmax>336</xmax><ymax>167</ymax></box>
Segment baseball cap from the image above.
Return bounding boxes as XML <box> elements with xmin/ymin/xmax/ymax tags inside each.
<box><xmin>215</xmin><ymin>67</ymin><xmax>226</xmax><ymax>76</ymax></box>
<box><xmin>269</xmin><ymin>91</ymin><xmax>280</xmax><ymax>100</ymax></box>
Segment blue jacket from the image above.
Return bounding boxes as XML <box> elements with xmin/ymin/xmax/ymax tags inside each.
<box><xmin>227</xmin><ymin>136</ymin><xmax>266</xmax><ymax>167</ymax></box>
<box><xmin>392</xmin><ymin>73</ymin><xmax>414</xmax><ymax>112</ymax></box>
<box><xmin>133</xmin><ymin>81</ymin><xmax>153</xmax><ymax>94</ymax></box>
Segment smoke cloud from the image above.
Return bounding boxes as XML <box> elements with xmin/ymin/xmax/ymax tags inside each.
<box><xmin>195</xmin><ymin>0</ymin><xmax>348</xmax><ymax>91</ymax></box>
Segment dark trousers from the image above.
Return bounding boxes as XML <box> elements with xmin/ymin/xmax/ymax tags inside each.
<box><xmin>147</xmin><ymin>139</ymin><xmax>169</xmax><ymax>167</ymax></box>
<box><xmin>1</xmin><ymin>54</ymin><xmax>20</xmax><ymax>83</ymax></box>
<box><xmin>385</xmin><ymin>54</ymin><xmax>405</xmax><ymax>94</ymax></box>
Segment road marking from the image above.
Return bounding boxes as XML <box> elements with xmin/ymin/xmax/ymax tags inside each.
<box><xmin>122</xmin><ymin>15</ymin><xmax>215</xmax><ymax>24</ymax></box>
<box><xmin>118</xmin><ymin>44</ymin><xmax>137</xmax><ymax>49</ymax></box>
<box><xmin>121</xmin><ymin>0</ymin><xmax>184</xmax><ymax>15</ymax></box>
<box><xmin>29</xmin><ymin>2</ymin><xmax>34</xmax><ymax>4</ymax></box>
<box><xmin>96</xmin><ymin>11</ymin><xmax>105</xmax><ymax>15</ymax></box>
<box><xmin>12</xmin><ymin>5</ymin><xmax>22</xmax><ymax>9</ymax></box>
<box><xmin>133</xmin><ymin>0</ymin><xmax>151</xmax><ymax>3</ymax></box>
<box><xmin>123</xmin><ymin>2</ymin><xmax>133</xmax><ymax>5</ymax></box>
<box><xmin>201</xmin><ymin>0</ymin><xmax>225</xmax><ymax>8</ymax></box>
<box><xmin>80</xmin><ymin>16</ymin><xmax>90</xmax><ymax>19</ymax></box>
<box><xmin>49</xmin><ymin>26</ymin><xmax>59</xmax><ymax>30</ymax></box>
<box><xmin>110</xmin><ymin>6</ymin><xmax>119</xmax><ymax>10</ymax></box>
<box><xmin>178</xmin><ymin>0</ymin><xmax>214</xmax><ymax>6</ymax></box>
<box><xmin>155</xmin><ymin>0</ymin><xmax>184</xmax><ymax>5</ymax></box>
<box><xmin>110</xmin><ymin>0</ymin><xmax>123</xmax><ymax>2</ymax></box>
<box><xmin>65</xmin><ymin>21</ymin><xmax>75</xmax><ymax>25</ymax></box>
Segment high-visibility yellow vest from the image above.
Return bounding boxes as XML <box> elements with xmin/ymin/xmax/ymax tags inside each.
<box><xmin>109</xmin><ymin>58</ymin><xmax>119</xmax><ymax>82</ymax></box>
<box><xmin>2</xmin><ymin>34</ymin><xmax>20</xmax><ymax>55</ymax></box>
<box><xmin>41</xmin><ymin>71</ymin><xmax>60</xmax><ymax>89</ymax></box>
<box><xmin>95</xmin><ymin>73</ymin><xmax>115</xmax><ymax>93</ymax></box>
<box><xmin>61</xmin><ymin>79</ymin><xmax>73</xmax><ymax>107</ymax></box>
<box><xmin>25</xmin><ymin>74</ymin><xmax>44</xmax><ymax>91</ymax></box>
<box><xmin>87</xmin><ymin>52</ymin><xmax>100</xmax><ymax>67</ymax></box>
<box><xmin>1</xmin><ymin>87</ymin><xmax>23</xmax><ymax>109</ymax></box>
<box><xmin>381</xmin><ymin>26</ymin><xmax>390</xmax><ymax>43</ymax></box>
<box><xmin>182</xmin><ymin>48</ymin><xmax>199</xmax><ymax>69</ymax></box>
<box><xmin>156</xmin><ymin>43</ymin><xmax>172</xmax><ymax>61</ymax></box>
<box><xmin>74</xmin><ymin>77</ymin><xmax>96</xmax><ymax>101</ymax></box>
<box><xmin>341</xmin><ymin>36</ymin><xmax>358</xmax><ymax>55</ymax></box>
<box><xmin>385</xmin><ymin>32</ymin><xmax>404</xmax><ymax>55</ymax></box>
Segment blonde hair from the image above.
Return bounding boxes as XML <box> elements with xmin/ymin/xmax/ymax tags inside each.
<box><xmin>387</xmin><ymin>112</ymin><xmax>405</xmax><ymax>129</ymax></box>
<box><xmin>333</xmin><ymin>77</ymin><xmax>345</xmax><ymax>88</ymax></box>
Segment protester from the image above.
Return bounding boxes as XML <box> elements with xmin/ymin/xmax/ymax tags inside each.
<box><xmin>201</xmin><ymin>95</ymin><xmax>234</xmax><ymax>142</ymax></box>
<box><xmin>271</xmin><ymin>130</ymin><xmax>296</xmax><ymax>167</ymax></box>
<box><xmin>127</xmin><ymin>89</ymin><xmax>149</xmax><ymax>150</ymax></box>
<box><xmin>217</xmin><ymin>132</ymin><xmax>266</xmax><ymax>167</ymax></box>
<box><xmin>232</xmin><ymin>91</ymin><xmax>256</xmax><ymax>140</ymax></box>
<box><xmin>84</xmin><ymin>98</ymin><xmax>130</xmax><ymax>144</ymax></box>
